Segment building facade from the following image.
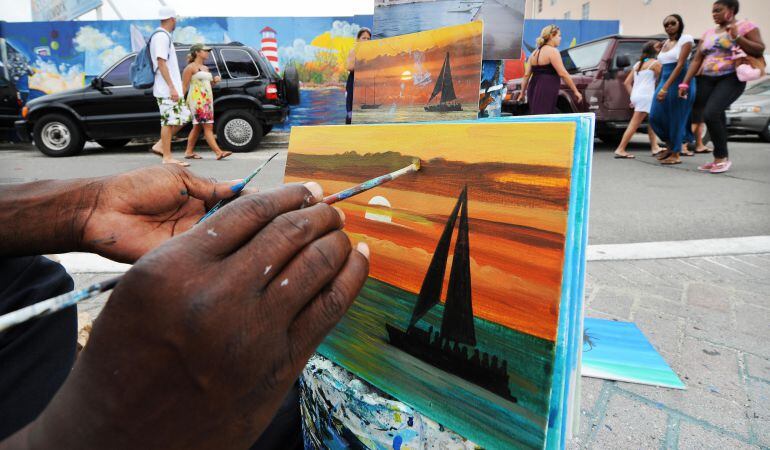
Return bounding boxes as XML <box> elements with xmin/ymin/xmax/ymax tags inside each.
<box><xmin>526</xmin><ymin>0</ymin><xmax>769</xmax><ymax>39</ymax></box>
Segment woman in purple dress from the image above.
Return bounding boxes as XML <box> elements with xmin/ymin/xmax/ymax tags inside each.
<box><xmin>518</xmin><ymin>25</ymin><xmax>583</xmax><ymax>114</ymax></box>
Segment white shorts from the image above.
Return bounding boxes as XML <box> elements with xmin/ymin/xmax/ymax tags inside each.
<box><xmin>156</xmin><ymin>98</ymin><xmax>192</xmax><ymax>126</ymax></box>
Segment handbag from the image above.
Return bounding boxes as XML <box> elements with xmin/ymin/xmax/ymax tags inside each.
<box><xmin>732</xmin><ymin>47</ymin><xmax>766</xmax><ymax>82</ymax></box>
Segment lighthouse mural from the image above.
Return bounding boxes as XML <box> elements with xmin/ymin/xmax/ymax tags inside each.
<box><xmin>260</xmin><ymin>26</ymin><xmax>280</xmax><ymax>73</ymax></box>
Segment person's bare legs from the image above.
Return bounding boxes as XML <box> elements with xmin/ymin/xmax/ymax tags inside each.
<box><xmin>693</xmin><ymin>122</ymin><xmax>712</xmax><ymax>152</ymax></box>
<box><xmin>614</xmin><ymin>111</ymin><xmax>646</xmax><ymax>158</ymax></box>
<box><xmin>648</xmin><ymin>127</ymin><xmax>663</xmax><ymax>154</ymax></box>
<box><xmin>159</xmin><ymin>125</ymin><xmax>188</xmax><ymax>166</ymax></box>
<box><xmin>184</xmin><ymin>124</ymin><xmax>203</xmax><ymax>158</ymax></box>
<box><xmin>152</xmin><ymin>125</ymin><xmax>185</xmax><ymax>156</ymax></box>
<box><xmin>202</xmin><ymin>123</ymin><xmax>231</xmax><ymax>160</ymax></box>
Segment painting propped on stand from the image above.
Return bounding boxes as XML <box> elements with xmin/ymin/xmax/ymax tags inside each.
<box><xmin>352</xmin><ymin>22</ymin><xmax>482</xmax><ymax>124</ymax></box>
<box><xmin>285</xmin><ymin>114</ymin><xmax>594</xmax><ymax>449</ymax></box>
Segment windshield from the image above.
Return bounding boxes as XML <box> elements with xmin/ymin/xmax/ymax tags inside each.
<box><xmin>744</xmin><ymin>80</ymin><xmax>770</xmax><ymax>96</ymax></box>
<box><xmin>562</xmin><ymin>40</ymin><xmax>611</xmax><ymax>73</ymax></box>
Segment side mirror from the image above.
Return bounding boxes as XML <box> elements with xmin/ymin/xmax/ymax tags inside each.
<box><xmin>615</xmin><ymin>55</ymin><xmax>632</xmax><ymax>69</ymax></box>
<box><xmin>90</xmin><ymin>77</ymin><xmax>104</xmax><ymax>90</ymax></box>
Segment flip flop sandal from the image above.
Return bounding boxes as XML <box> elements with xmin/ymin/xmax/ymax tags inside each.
<box><xmin>694</xmin><ymin>147</ymin><xmax>713</xmax><ymax>153</ymax></box>
<box><xmin>656</xmin><ymin>151</ymin><xmax>672</xmax><ymax>160</ymax></box>
<box><xmin>660</xmin><ymin>158</ymin><xmax>681</xmax><ymax>165</ymax></box>
<box><xmin>614</xmin><ymin>154</ymin><xmax>635</xmax><ymax>159</ymax></box>
<box><xmin>149</xmin><ymin>148</ymin><xmax>163</xmax><ymax>157</ymax></box>
<box><xmin>709</xmin><ymin>161</ymin><xmax>732</xmax><ymax>173</ymax></box>
<box><xmin>184</xmin><ymin>154</ymin><xmax>203</xmax><ymax>159</ymax></box>
<box><xmin>698</xmin><ymin>162</ymin><xmax>717</xmax><ymax>171</ymax></box>
<box><xmin>216</xmin><ymin>151</ymin><xmax>233</xmax><ymax>160</ymax></box>
<box><xmin>163</xmin><ymin>160</ymin><xmax>190</xmax><ymax>167</ymax></box>
<box><xmin>681</xmin><ymin>150</ymin><xmax>695</xmax><ymax>157</ymax></box>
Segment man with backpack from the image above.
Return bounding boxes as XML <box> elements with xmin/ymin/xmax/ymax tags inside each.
<box><xmin>149</xmin><ymin>7</ymin><xmax>192</xmax><ymax>167</ymax></box>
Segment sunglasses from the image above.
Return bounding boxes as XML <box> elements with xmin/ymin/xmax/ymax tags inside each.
<box><xmin>663</xmin><ymin>20</ymin><xmax>678</xmax><ymax>27</ymax></box>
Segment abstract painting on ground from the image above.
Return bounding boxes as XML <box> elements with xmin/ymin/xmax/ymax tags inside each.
<box><xmin>582</xmin><ymin>318</ymin><xmax>685</xmax><ymax>389</ymax></box>
<box><xmin>286</xmin><ymin>116</ymin><xmax>594</xmax><ymax>449</ymax></box>
<box><xmin>352</xmin><ymin>22</ymin><xmax>482</xmax><ymax>124</ymax></box>
<box><xmin>374</xmin><ymin>0</ymin><xmax>524</xmax><ymax>60</ymax></box>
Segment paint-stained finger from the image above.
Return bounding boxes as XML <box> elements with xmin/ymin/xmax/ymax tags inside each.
<box><xmin>259</xmin><ymin>230</ymin><xmax>351</xmax><ymax>324</ymax></box>
<box><xmin>183</xmin><ymin>171</ymin><xmax>242</xmax><ymax>208</ymax></box>
<box><xmin>230</xmin><ymin>202</ymin><xmax>344</xmax><ymax>288</ymax></box>
<box><xmin>286</xmin><ymin>244</ymin><xmax>369</xmax><ymax>367</ymax></box>
<box><xmin>190</xmin><ymin>182</ymin><xmax>323</xmax><ymax>258</ymax></box>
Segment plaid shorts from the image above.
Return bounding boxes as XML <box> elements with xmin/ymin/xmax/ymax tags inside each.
<box><xmin>157</xmin><ymin>98</ymin><xmax>192</xmax><ymax>126</ymax></box>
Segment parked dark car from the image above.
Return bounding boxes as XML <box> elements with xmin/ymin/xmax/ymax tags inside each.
<box><xmin>15</xmin><ymin>42</ymin><xmax>300</xmax><ymax>156</ymax></box>
<box><xmin>726</xmin><ymin>78</ymin><xmax>770</xmax><ymax>142</ymax></box>
<box><xmin>0</xmin><ymin>72</ymin><xmax>22</xmax><ymax>132</ymax></box>
<box><xmin>503</xmin><ymin>34</ymin><xmax>708</xmax><ymax>146</ymax></box>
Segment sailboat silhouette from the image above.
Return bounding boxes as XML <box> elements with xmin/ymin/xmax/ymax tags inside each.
<box><xmin>385</xmin><ymin>186</ymin><xmax>516</xmax><ymax>402</ymax></box>
<box><xmin>424</xmin><ymin>52</ymin><xmax>463</xmax><ymax>112</ymax></box>
<box><xmin>361</xmin><ymin>74</ymin><xmax>381</xmax><ymax>110</ymax></box>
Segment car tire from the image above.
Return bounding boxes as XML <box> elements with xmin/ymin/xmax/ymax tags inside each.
<box><xmin>216</xmin><ymin>110</ymin><xmax>263</xmax><ymax>152</ymax></box>
<box><xmin>96</xmin><ymin>138</ymin><xmax>132</xmax><ymax>149</ymax></box>
<box><xmin>262</xmin><ymin>124</ymin><xmax>273</xmax><ymax>136</ymax></box>
<box><xmin>284</xmin><ymin>64</ymin><xmax>301</xmax><ymax>106</ymax></box>
<box><xmin>759</xmin><ymin>121</ymin><xmax>770</xmax><ymax>142</ymax></box>
<box><xmin>33</xmin><ymin>113</ymin><xmax>85</xmax><ymax>157</ymax></box>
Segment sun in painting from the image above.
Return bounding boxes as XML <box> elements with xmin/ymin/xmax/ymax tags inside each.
<box><xmin>364</xmin><ymin>195</ymin><xmax>393</xmax><ymax>224</ymax></box>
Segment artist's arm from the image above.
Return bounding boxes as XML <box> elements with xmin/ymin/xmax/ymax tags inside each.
<box><xmin>658</xmin><ymin>41</ymin><xmax>692</xmax><ymax>102</ymax></box>
<box><xmin>0</xmin><ymin>166</ymin><xmax>240</xmax><ymax>263</ymax></box>
<box><xmin>157</xmin><ymin>58</ymin><xmax>179</xmax><ymax>101</ymax></box>
<box><xmin>1</xmin><ymin>183</ymin><xmax>369</xmax><ymax>450</ymax></box>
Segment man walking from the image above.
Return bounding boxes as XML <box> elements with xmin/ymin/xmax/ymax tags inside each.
<box><xmin>150</xmin><ymin>7</ymin><xmax>191</xmax><ymax>167</ymax></box>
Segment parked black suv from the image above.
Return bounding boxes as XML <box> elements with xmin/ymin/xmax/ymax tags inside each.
<box><xmin>15</xmin><ymin>42</ymin><xmax>300</xmax><ymax>156</ymax></box>
<box><xmin>0</xmin><ymin>72</ymin><xmax>22</xmax><ymax>133</ymax></box>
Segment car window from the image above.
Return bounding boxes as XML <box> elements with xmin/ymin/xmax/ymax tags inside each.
<box><xmin>176</xmin><ymin>50</ymin><xmax>221</xmax><ymax>77</ymax></box>
<box><xmin>102</xmin><ymin>55</ymin><xmax>135</xmax><ymax>87</ymax></box>
<box><xmin>221</xmin><ymin>49</ymin><xmax>260</xmax><ymax>78</ymax></box>
<box><xmin>745</xmin><ymin>81</ymin><xmax>770</xmax><ymax>95</ymax></box>
<box><xmin>562</xmin><ymin>40</ymin><xmax>611</xmax><ymax>73</ymax></box>
<box><xmin>614</xmin><ymin>41</ymin><xmax>644</xmax><ymax>70</ymax></box>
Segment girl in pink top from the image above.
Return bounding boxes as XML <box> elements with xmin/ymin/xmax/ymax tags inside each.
<box><xmin>679</xmin><ymin>0</ymin><xmax>765</xmax><ymax>174</ymax></box>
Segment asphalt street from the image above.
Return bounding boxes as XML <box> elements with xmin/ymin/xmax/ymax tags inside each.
<box><xmin>1</xmin><ymin>132</ymin><xmax>768</xmax><ymax>245</ymax></box>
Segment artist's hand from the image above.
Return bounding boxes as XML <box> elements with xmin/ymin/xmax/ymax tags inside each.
<box><xmin>21</xmin><ymin>183</ymin><xmax>370</xmax><ymax>449</ymax></box>
<box><xmin>81</xmin><ymin>165</ymin><xmax>242</xmax><ymax>263</ymax></box>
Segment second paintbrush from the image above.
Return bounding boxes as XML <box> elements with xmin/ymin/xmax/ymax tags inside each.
<box><xmin>322</xmin><ymin>158</ymin><xmax>421</xmax><ymax>205</ymax></box>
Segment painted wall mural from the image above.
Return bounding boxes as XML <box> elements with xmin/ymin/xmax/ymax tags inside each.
<box><xmin>0</xmin><ymin>15</ymin><xmax>372</xmax><ymax>127</ymax></box>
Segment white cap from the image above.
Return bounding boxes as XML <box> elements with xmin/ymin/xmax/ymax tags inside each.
<box><xmin>158</xmin><ymin>6</ymin><xmax>177</xmax><ymax>20</ymax></box>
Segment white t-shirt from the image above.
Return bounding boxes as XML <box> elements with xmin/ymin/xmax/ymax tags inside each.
<box><xmin>657</xmin><ymin>34</ymin><xmax>694</xmax><ymax>65</ymax></box>
<box><xmin>149</xmin><ymin>28</ymin><xmax>183</xmax><ymax>99</ymax></box>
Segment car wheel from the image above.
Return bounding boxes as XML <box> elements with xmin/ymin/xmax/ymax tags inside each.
<box><xmin>283</xmin><ymin>64</ymin><xmax>301</xmax><ymax>106</ymax></box>
<box><xmin>216</xmin><ymin>110</ymin><xmax>263</xmax><ymax>152</ymax></box>
<box><xmin>33</xmin><ymin>113</ymin><xmax>85</xmax><ymax>157</ymax></box>
<box><xmin>262</xmin><ymin>124</ymin><xmax>273</xmax><ymax>136</ymax></box>
<box><xmin>760</xmin><ymin>121</ymin><xmax>770</xmax><ymax>142</ymax></box>
<box><xmin>96</xmin><ymin>138</ymin><xmax>132</xmax><ymax>149</ymax></box>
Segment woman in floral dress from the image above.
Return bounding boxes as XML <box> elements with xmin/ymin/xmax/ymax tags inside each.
<box><xmin>183</xmin><ymin>44</ymin><xmax>231</xmax><ymax>160</ymax></box>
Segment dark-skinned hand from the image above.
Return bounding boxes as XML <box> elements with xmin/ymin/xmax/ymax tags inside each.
<box><xmin>13</xmin><ymin>182</ymin><xmax>370</xmax><ymax>449</ymax></box>
<box><xmin>81</xmin><ymin>165</ymin><xmax>243</xmax><ymax>263</ymax></box>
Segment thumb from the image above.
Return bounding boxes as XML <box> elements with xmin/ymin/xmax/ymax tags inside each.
<box><xmin>184</xmin><ymin>173</ymin><xmax>243</xmax><ymax>209</ymax></box>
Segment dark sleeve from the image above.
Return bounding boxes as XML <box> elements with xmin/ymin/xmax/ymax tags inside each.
<box><xmin>0</xmin><ymin>256</ymin><xmax>76</xmax><ymax>440</ymax></box>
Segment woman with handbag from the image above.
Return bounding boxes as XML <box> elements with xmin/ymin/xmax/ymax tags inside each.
<box><xmin>679</xmin><ymin>0</ymin><xmax>765</xmax><ymax>174</ymax></box>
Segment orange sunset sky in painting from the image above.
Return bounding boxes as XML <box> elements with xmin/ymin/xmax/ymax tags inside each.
<box><xmin>285</xmin><ymin>121</ymin><xmax>576</xmax><ymax>341</ymax></box>
<box><xmin>353</xmin><ymin>22</ymin><xmax>482</xmax><ymax>107</ymax></box>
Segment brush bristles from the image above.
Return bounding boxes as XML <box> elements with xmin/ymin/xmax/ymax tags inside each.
<box><xmin>412</xmin><ymin>158</ymin><xmax>421</xmax><ymax>171</ymax></box>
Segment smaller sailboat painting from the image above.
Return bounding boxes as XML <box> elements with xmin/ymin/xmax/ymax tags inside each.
<box><xmin>352</xmin><ymin>22</ymin><xmax>482</xmax><ymax>124</ymax></box>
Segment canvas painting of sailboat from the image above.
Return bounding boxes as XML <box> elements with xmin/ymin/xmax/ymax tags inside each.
<box><xmin>352</xmin><ymin>22</ymin><xmax>481</xmax><ymax>124</ymax></box>
<box><xmin>285</xmin><ymin>115</ymin><xmax>595</xmax><ymax>449</ymax></box>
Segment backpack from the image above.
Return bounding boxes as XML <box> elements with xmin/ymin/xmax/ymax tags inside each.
<box><xmin>130</xmin><ymin>30</ymin><xmax>171</xmax><ymax>89</ymax></box>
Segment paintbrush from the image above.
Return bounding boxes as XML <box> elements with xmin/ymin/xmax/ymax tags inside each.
<box><xmin>197</xmin><ymin>152</ymin><xmax>279</xmax><ymax>224</ymax></box>
<box><xmin>0</xmin><ymin>157</ymin><xmax>422</xmax><ymax>333</ymax></box>
<box><xmin>323</xmin><ymin>158</ymin><xmax>421</xmax><ymax>204</ymax></box>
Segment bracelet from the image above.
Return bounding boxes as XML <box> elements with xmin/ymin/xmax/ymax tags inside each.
<box><xmin>659</xmin><ymin>88</ymin><xmax>668</xmax><ymax>93</ymax></box>
<box><xmin>678</xmin><ymin>83</ymin><xmax>689</xmax><ymax>89</ymax></box>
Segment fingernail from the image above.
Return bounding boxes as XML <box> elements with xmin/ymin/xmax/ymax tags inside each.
<box><xmin>356</xmin><ymin>242</ymin><xmax>370</xmax><ymax>260</ymax></box>
<box><xmin>229</xmin><ymin>179</ymin><xmax>245</xmax><ymax>193</ymax></box>
<box><xmin>304</xmin><ymin>182</ymin><xmax>323</xmax><ymax>202</ymax></box>
<box><xmin>333</xmin><ymin>206</ymin><xmax>346</xmax><ymax>224</ymax></box>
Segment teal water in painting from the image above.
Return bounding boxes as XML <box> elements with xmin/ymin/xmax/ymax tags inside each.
<box><xmin>582</xmin><ymin>318</ymin><xmax>685</xmax><ymax>389</ymax></box>
<box><xmin>319</xmin><ymin>277</ymin><xmax>555</xmax><ymax>450</ymax></box>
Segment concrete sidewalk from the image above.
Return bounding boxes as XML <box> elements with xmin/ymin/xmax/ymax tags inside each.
<box><xmin>70</xmin><ymin>252</ymin><xmax>770</xmax><ymax>449</ymax></box>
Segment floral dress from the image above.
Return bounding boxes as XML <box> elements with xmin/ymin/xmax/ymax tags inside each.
<box><xmin>187</xmin><ymin>70</ymin><xmax>214</xmax><ymax>124</ymax></box>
